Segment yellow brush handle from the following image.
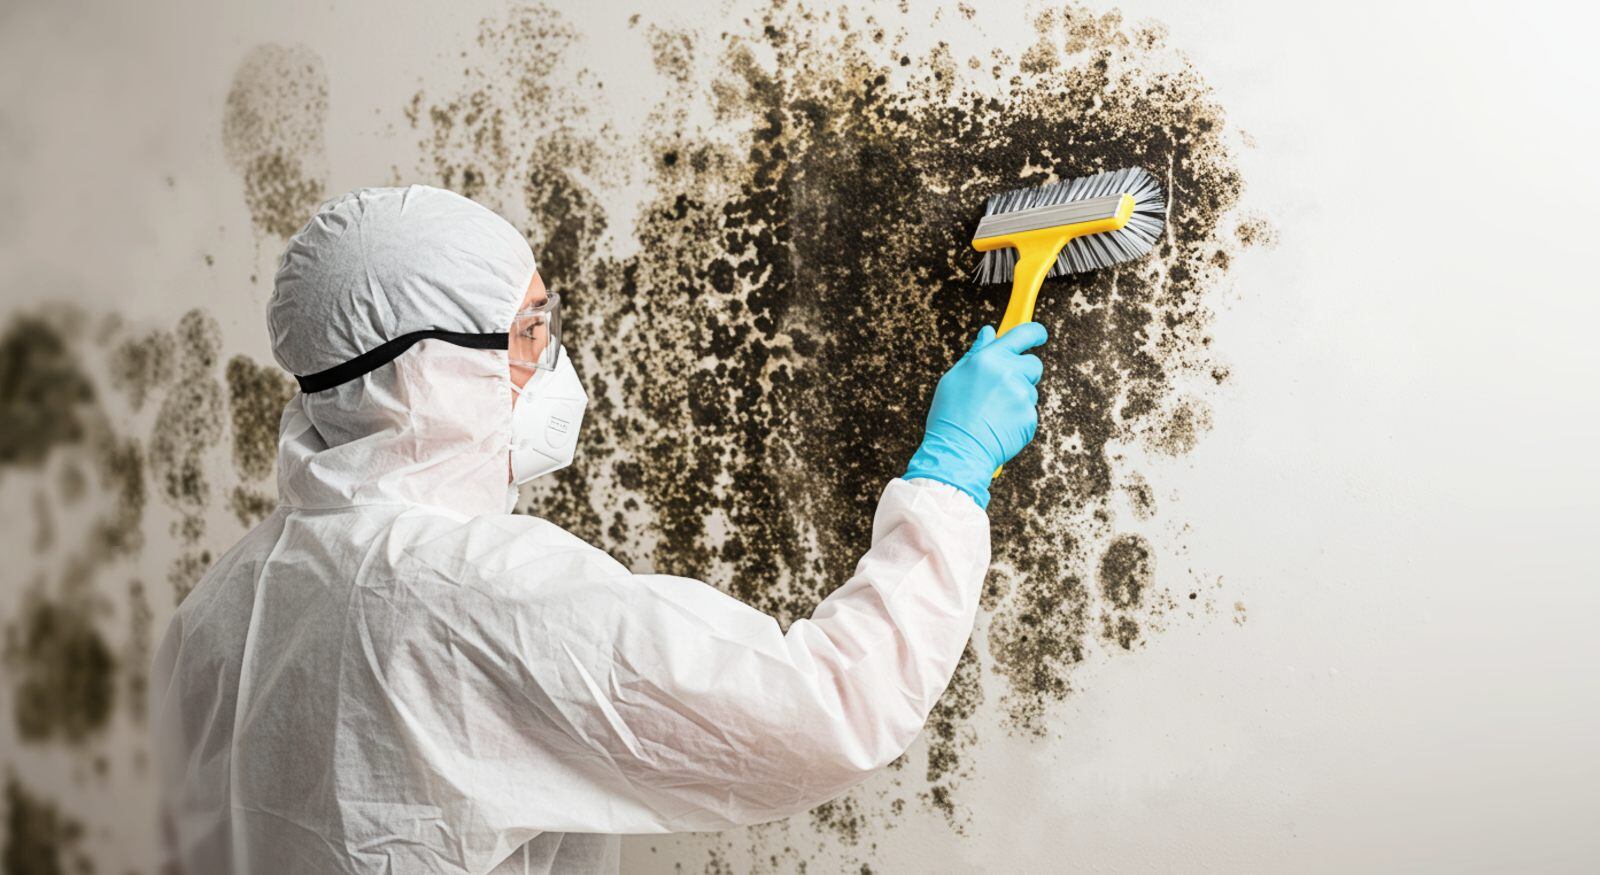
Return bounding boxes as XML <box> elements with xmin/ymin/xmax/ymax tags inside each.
<box><xmin>990</xmin><ymin>231</ymin><xmax>1070</xmax><ymax>478</ymax></box>
<box><xmin>973</xmin><ymin>194</ymin><xmax>1136</xmax><ymax>480</ymax></box>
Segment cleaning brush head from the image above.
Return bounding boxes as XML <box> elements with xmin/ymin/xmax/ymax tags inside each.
<box><xmin>972</xmin><ymin>166</ymin><xmax>1167</xmax><ymax>284</ymax></box>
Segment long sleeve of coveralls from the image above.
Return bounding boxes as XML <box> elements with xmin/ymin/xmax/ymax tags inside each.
<box><xmin>150</xmin><ymin>185</ymin><xmax>994</xmax><ymax>875</ymax></box>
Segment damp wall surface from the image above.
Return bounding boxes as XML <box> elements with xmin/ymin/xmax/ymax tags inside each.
<box><xmin>2</xmin><ymin>0</ymin><xmax>1597</xmax><ymax>872</ymax></box>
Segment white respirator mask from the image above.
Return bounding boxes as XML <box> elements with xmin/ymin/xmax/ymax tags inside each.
<box><xmin>509</xmin><ymin>343</ymin><xmax>588</xmax><ymax>485</ymax></box>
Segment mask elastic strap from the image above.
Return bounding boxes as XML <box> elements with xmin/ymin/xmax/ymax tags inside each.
<box><xmin>294</xmin><ymin>330</ymin><xmax>508</xmax><ymax>393</ymax></box>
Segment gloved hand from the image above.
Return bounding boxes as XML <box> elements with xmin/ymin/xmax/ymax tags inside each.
<box><xmin>903</xmin><ymin>322</ymin><xmax>1047</xmax><ymax>510</ymax></box>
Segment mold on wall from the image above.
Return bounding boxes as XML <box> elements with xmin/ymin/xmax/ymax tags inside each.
<box><xmin>1</xmin><ymin>1</ymin><xmax>1266</xmax><ymax>869</ymax></box>
<box><xmin>405</xmin><ymin>0</ymin><xmax>1264</xmax><ymax>865</ymax></box>
<box><xmin>0</xmin><ymin>302</ymin><xmax>294</xmax><ymax>865</ymax></box>
<box><xmin>3</xmin><ymin>777</ymin><xmax>91</xmax><ymax>875</ymax></box>
<box><xmin>222</xmin><ymin>43</ymin><xmax>330</xmax><ymax>239</ymax></box>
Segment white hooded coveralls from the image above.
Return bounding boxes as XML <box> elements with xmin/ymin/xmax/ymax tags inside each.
<box><xmin>151</xmin><ymin>186</ymin><xmax>991</xmax><ymax>874</ymax></box>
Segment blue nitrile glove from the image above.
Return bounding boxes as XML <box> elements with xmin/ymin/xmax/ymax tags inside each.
<box><xmin>903</xmin><ymin>322</ymin><xmax>1047</xmax><ymax>509</ymax></box>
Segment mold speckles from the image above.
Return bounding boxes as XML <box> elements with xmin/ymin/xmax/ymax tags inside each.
<box><xmin>413</xmin><ymin>0</ymin><xmax>1254</xmax><ymax>847</ymax></box>
<box><xmin>1235</xmin><ymin>214</ymin><xmax>1278</xmax><ymax>249</ymax></box>
<box><xmin>123</xmin><ymin>580</ymin><xmax>153</xmax><ymax>724</ymax></box>
<box><xmin>1123</xmin><ymin>471</ymin><xmax>1155</xmax><ymax>520</ymax></box>
<box><xmin>1099</xmin><ymin>534</ymin><xmax>1152</xmax><ymax>609</ymax></box>
<box><xmin>167</xmin><ymin>550</ymin><xmax>213</xmax><ymax>604</ymax></box>
<box><xmin>91</xmin><ymin>434</ymin><xmax>146</xmax><ymax>557</ymax></box>
<box><xmin>222</xmin><ymin>43</ymin><xmax>329</xmax><ymax>237</ymax></box>
<box><xmin>809</xmin><ymin>796</ymin><xmax>865</xmax><ymax>846</ymax></box>
<box><xmin>149</xmin><ymin>310</ymin><xmax>224</xmax><ymax>541</ymax></box>
<box><xmin>109</xmin><ymin>328</ymin><xmax>175</xmax><ymax>412</ymax></box>
<box><xmin>922</xmin><ymin>642</ymin><xmax>980</xmax><ymax>831</ymax></box>
<box><xmin>988</xmin><ymin>557</ymin><xmax>1089</xmax><ymax>728</ymax></box>
<box><xmin>405</xmin><ymin>5</ymin><xmax>614</xmax><ymax>549</ymax></box>
<box><xmin>0</xmin><ymin>315</ymin><xmax>95</xmax><ymax>469</ymax></box>
<box><xmin>228</xmin><ymin>487</ymin><xmax>277</xmax><ymax>527</ymax></box>
<box><xmin>4</xmin><ymin>589</ymin><xmax>115</xmax><ymax>744</ymax></box>
<box><xmin>407</xmin><ymin>8</ymin><xmax>587</xmax><ymax>205</ymax></box>
<box><xmin>1098</xmin><ymin>533</ymin><xmax>1153</xmax><ymax>650</ymax></box>
<box><xmin>225</xmin><ymin>355</ymin><xmax>293</xmax><ymax>482</ymax></box>
<box><xmin>1146</xmin><ymin>397</ymin><xmax>1213</xmax><ymax>456</ymax></box>
<box><xmin>3</xmin><ymin>778</ymin><xmax>90</xmax><ymax>875</ymax></box>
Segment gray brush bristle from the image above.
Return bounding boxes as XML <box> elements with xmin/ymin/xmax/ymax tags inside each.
<box><xmin>973</xmin><ymin>166</ymin><xmax>1167</xmax><ymax>284</ymax></box>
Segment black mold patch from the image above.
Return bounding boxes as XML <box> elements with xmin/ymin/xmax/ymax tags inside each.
<box><xmin>1099</xmin><ymin>533</ymin><xmax>1152</xmax><ymax>609</ymax></box>
<box><xmin>225</xmin><ymin>355</ymin><xmax>294</xmax><ymax>482</ymax></box>
<box><xmin>167</xmin><ymin>550</ymin><xmax>213</xmax><ymax>605</ymax></box>
<box><xmin>109</xmin><ymin>328</ymin><xmax>175</xmax><ymax>412</ymax></box>
<box><xmin>3</xmin><ymin>778</ymin><xmax>90</xmax><ymax>875</ymax></box>
<box><xmin>149</xmin><ymin>310</ymin><xmax>224</xmax><ymax>544</ymax></box>
<box><xmin>222</xmin><ymin>43</ymin><xmax>329</xmax><ymax>237</ymax></box>
<box><xmin>4</xmin><ymin>589</ymin><xmax>115</xmax><ymax>744</ymax></box>
<box><xmin>228</xmin><ymin>487</ymin><xmax>277</xmax><ymax>527</ymax></box>
<box><xmin>411</xmin><ymin>0</ymin><xmax>1258</xmax><ymax>844</ymax></box>
<box><xmin>91</xmin><ymin>434</ymin><xmax>146</xmax><ymax>558</ymax></box>
<box><xmin>0</xmin><ymin>316</ymin><xmax>95</xmax><ymax>469</ymax></box>
<box><xmin>1123</xmin><ymin>470</ymin><xmax>1156</xmax><ymax>520</ymax></box>
<box><xmin>123</xmin><ymin>580</ymin><xmax>152</xmax><ymax>725</ymax></box>
<box><xmin>808</xmin><ymin>796</ymin><xmax>865</xmax><ymax>845</ymax></box>
<box><xmin>922</xmin><ymin>642</ymin><xmax>980</xmax><ymax>830</ymax></box>
<box><xmin>1097</xmin><ymin>533</ymin><xmax>1153</xmax><ymax>650</ymax></box>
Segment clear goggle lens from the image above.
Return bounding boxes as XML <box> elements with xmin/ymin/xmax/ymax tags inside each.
<box><xmin>509</xmin><ymin>290</ymin><xmax>561</xmax><ymax>371</ymax></box>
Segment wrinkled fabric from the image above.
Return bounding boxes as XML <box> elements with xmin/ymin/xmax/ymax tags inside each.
<box><xmin>151</xmin><ymin>184</ymin><xmax>992</xmax><ymax>874</ymax></box>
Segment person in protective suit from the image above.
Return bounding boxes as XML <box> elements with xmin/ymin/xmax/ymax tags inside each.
<box><xmin>152</xmin><ymin>185</ymin><xmax>1047</xmax><ymax>874</ymax></box>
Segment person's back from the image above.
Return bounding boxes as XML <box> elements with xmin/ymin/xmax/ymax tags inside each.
<box><xmin>152</xmin><ymin>185</ymin><xmax>1045</xmax><ymax>874</ymax></box>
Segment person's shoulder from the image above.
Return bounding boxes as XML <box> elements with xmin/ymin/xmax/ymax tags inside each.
<box><xmin>393</xmin><ymin>510</ymin><xmax>632</xmax><ymax>595</ymax></box>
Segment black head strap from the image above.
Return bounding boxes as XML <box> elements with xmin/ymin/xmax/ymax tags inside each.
<box><xmin>295</xmin><ymin>329</ymin><xmax>509</xmax><ymax>393</ymax></box>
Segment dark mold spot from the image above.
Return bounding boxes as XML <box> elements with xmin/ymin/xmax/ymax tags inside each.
<box><xmin>1098</xmin><ymin>534</ymin><xmax>1153</xmax><ymax>650</ymax></box>
<box><xmin>228</xmin><ymin>486</ymin><xmax>277</xmax><ymax>527</ymax></box>
<box><xmin>1099</xmin><ymin>533</ymin><xmax>1152</xmax><ymax>609</ymax></box>
<box><xmin>809</xmin><ymin>795</ymin><xmax>864</xmax><ymax>845</ymax></box>
<box><xmin>1123</xmin><ymin>471</ymin><xmax>1155</xmax><ymax>520</ymax></box>
<box><xmin>0</xmin><ymin>315</ymin><xmax>96</xmax><ymax>469</ymax></box>
<box><xmin>124</xmin><ymin>580</ymin><xmax>152</xmax><ymax>724</ymax></box>
<box><xmin>92</xmin><ymin>434</ymin><xmax>146</xmax><ymax>558</ymax></box>
<box><xmin>1104</xmin><ymin>614</ymin><xmax>1141</xmax><ymax>650</ymax></box>
<box><xmin>149</xmin><ymin>310</ymin><xmax>224</xmax><ymax>543</ymax></box>
<box><xmin>3</xmin><ymin>778</ymin><xmax>91</xmax><ymax>875</ymax></box>
<box><xmin>222</xmin><ymin>43</ymin><xmax>329</xmax><ymax>237</ymax></box>
<box><xmin>167</xmin><ymin>550</ymin><xmax>213</xmax><ymax>605</ymax></box>
<box><xmin>922</xmin><ymin>642</ymin><xmax>980</xmax><ymax>830</ymax></box>
<box><xmin>1234</xmin><ymin>214</ymin><xmax>1278</xmax><ymax>248</ymax></box>
<box><xmin>1146</xmin><ymin>397</ymin><xmax>1212</xmax><ymax>456</ymax></box>
<box><xmin>108</xmin><ymin>329</ymin><xmax>175</xmax><ymax>412</ymax></box>
<box><xmin>4</xmin><ymin>590</ymin><xmax>115</xmax><ymax>744</ymax></box>
<box><xmin>225</xmin><ymin>355</ymin><xmax>294</xmax><ymax>482</ymax></box>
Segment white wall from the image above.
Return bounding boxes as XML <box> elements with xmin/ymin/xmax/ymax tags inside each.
<box><xmin>0</xmin><ymin>0</ymin><xmax>1594</xmax><ymax>871</ymax></box>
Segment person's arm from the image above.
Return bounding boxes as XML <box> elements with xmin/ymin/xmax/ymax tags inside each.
<box><xmin>539</xmin><ymin>474</ymin><xmax>989</xmax><ymax>831</ymax></box>
<box><xmin>485</xmin><ymin>323</ymin><xmax>1047</xmax><ymax>833</ymax></box>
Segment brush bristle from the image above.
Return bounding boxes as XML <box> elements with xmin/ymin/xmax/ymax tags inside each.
<box><xmin>973</xmin><ymin>166</ymin><xmax>1167</xmax><ymax>284</ymax></box>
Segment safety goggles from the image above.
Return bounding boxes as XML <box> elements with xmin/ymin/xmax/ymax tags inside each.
<box><xmin>291</xmin><ymin>289</ymin><xmax>565</xmax><ymax>393</ymax></box>
<box><xmin>508</xmin><ymin>290</ymin><xmax>561</xmax><ymax>372</ymax></box>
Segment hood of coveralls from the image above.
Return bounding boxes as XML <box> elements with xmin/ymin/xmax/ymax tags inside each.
<box><xmin>267</xmin><ymin>185</ymin><xmax>538</xmax><ymax>518</ymax></box>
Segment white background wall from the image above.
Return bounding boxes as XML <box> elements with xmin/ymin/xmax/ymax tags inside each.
<box><xmin>1</xmin><ymin>0</ymin><xmax>1596</xmax><ymax>871</ymax></box>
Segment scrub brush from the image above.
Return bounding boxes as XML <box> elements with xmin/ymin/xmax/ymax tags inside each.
<box><xmin>971</xmin><ymin>165</ymin><xmax>1167</xmax><ymax>474</ymax></box>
